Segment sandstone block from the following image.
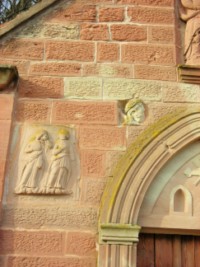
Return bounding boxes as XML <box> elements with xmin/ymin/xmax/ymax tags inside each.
<box><xmin>97</xmin><ymin>43</ymin><xmax>119</xmax><ymax>62</ymax></box>
<box><xmin>135</xmin><ymin>65</ymin><xmax>177</xmax><ymax>81</ymax></box>
<box><xmin>103</xmin><ymin>78</ymin><xmax>162</xmax><ymax>100</ymax></box>
<box><xmin>7</xmin><ymin>256</ymin><xmax>96</xmax><ymax>267</ymax></box>
<box><xmin>83</xmin><ymin>63</ymin><xmax>133</xmax><ymax>78</ymax></box>
<box><xmin>81</xmin><ymin>179</ymin><xmax>106</xmax><ymax>204</ymax></box>
<box><xmin>117</xmin><ymin>0</ymin><xmax>173</xmax><ymax>6</ymax></box>
<box><xmin>64</xmin><ymin>77</ymin><xmax>102</xmax><ymax>99</ymax></box>
<box><xmin>43</xmin><ymin>23</ymin><xmax>80</xmax><ymax>39</ymax></box>
<box><xmin>50</xmin><ymin>4</ymin><xmax>96</xmax><ymax>22</ymax></box>
<box><xmin>79</xmin><ymin>126</ymin><xmax>126</xmax><ymax>150</ymax></box>
<box><xmin>46</xmin><ymin>41</ymin><xmax>94</xmax><ymax>61</ymax></box>
<box><xmin>111</xmin><ymin>24</ymin><xmax>147</xmax><ymax>41</ymax></box>
<box><xmin>0</xmin><ymin>160</ymin><xmax>6</xmax><ymax>203</ymax></box>
<box><xmin>105</xmin><ymin>150</ymin><xmax>125</xmax><ymax>176</ymax></box>
<box><xmin>128</xmin><ymin>7</ymin><xmax>175</xmax><ymax>24</ymax></box>
<box><xmin>2</xmin><ymin>206</ymin><xmax>98</xmax><ymax>229</ymax></box>
<box><xmin>0</xmin><ymin>94</ymin><xmax>14</xmax><ymax>120</ymax></box>
<box><xmin>0</xmin><ymin>229</ymin><xmax>65</xmax><ymax>255</ymax></box>
<box><xmin>18</xmin><ymin>76</ymin><xmax>63</xmax><ymax>98</ymax></box>
<box><xmin>0</xmin><ymin>39</ymin><xmax>44</xmax><ymax>60</ymax></box>
<box><xmin>148</xmin><ymin>26</ymin><xmax>175</xmax><ymax>44</ymax></box>
<box><xmin>99</xmin><ymin>7</ymin><xmax>124</xmax><ymax>22</ymax></box>
<box><xmin>81</xmin><ymin>150</ymin><xmax>106</xmax><ymax>177</ymax></box>
<box><xmin>122</xmin><ymin>44</ymin><xmax>175</xmax><ymax>65</ymax></box>
<box><xmin>127</xmin><ymin>125</ymin><xmax>147</xmax><ymax>146</ymax></box>
<box><xmin>16</xmin><ymin>100</ymin><xmax>51</xmax><ymax>123</ymax></box>
<box><xmin>81</xmin><ymin>24</ymin><xmax>109</xmax><ymax>41</ymax></box>
<box><xmin>0</xmin><ymin>121</ymin><xmax>11</xmax><ymax>161</ymax></box>
<box><xmin>66</xmin><ymin>232</ymin><xmax>96</xmax><ymax>256</ymax></box>
<box><xmin>30</xmin><ymin>62</ymin><xmax>81</xmax><ymax>77</ymax></box>
<box><xmin>52</xmin><ymin>101</ymin><xmax>118</xmax><ymax>125</ymax></box>
<box><xmin>162</xmin><ymin>83</ymin><xmax>200</xmax><ymax>103</ymax></box>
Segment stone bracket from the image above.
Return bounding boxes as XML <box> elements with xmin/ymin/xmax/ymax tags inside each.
<box><xmin>178</xmin><ymin>65</ymin><xmax>200</xmax><ymax>84</ymax></box>
<box><xmin>99</xmin><ymin>223</ymin><xmax>141</xmax><ymax>245</ymax></box>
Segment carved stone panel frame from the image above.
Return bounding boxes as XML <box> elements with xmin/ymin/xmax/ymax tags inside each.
<box><xmin>99</xmin><ymin>107</ymin><xmax>200</xmax><ymax>267</ymax></box>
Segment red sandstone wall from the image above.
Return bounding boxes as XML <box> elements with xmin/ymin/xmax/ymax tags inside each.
<box><xmin>0</xmin><ymin>0</ymin><xmax>194</xmax><ymax>266</ymax></box>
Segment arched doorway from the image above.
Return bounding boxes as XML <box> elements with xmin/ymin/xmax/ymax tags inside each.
<box><xmin>99</xmin><ymin>107</ymin><xmax>200</xmax><ymax>267</ymax></box>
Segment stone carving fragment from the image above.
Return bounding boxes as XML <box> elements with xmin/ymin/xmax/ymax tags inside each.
<box><xmin>185</xmin><ymin>167</ymin><xmax>200</xmax><ymax>185</ymax></box>
<box><xmin>15</xmin><ymin>129</ymin><xmax>52</xmax><ymax>194</ymax></box>
<box><xmin>42</xmin><ymin>128</ymin><xmax>74</xmax><ymax>195</ymax></box>
<box><xmin>123</xmin><ymin>99</ymin><xmax>145</xmax><ymax>125</ymax></box>
<box><xmin>15</xmin><ymin>126</ymin><xmax>77</xmax><ymax>195</ymax></box>
<box><xmin>179</xmin><ymin>0</ymin><xmax>200</xmax><ymax>65</ymax></box>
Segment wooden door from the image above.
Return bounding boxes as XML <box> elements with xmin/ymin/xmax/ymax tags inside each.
<box><xmin>137</xmin><ymin>233</ymin><xmax>200</xmax><ymax>267</ymax></box>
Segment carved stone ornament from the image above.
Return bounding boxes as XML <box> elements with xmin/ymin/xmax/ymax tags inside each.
<box><xmin>123</xmin><ymin>98</ymin><xmax>145</xmax><ymax>125</ymax></box>
<box><xmin>179</xmin><ymin>0</ymin><xmax>200</xmax><ymax>65</ymax></box>
<box><xmin>14</xmin><ymin>126</ymin><xmax>78</xmax><ymax>195</ymax></box>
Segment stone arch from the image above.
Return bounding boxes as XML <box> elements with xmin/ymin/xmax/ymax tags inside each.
<box><xmin>99</xmin><ymin>107</ymin><xmax>200</xmax><ymax>267</ymax></box>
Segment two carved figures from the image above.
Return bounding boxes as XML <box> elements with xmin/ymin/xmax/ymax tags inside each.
<box><xmin>15</xmin><ymin>128</ymin><xmax>75</xmax><ymax>195</ymax></box>
<box><xmin>180</xmin><ymin>0</ymin><xmax>200</xmax><ymax>64</ymax></box>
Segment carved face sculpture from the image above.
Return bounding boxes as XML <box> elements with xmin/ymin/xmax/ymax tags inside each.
<box><xmin>128</xmin><ymin>102</ymin><xmax>145</xmax><ymax>123</ymax></box>
<box><xmin>37</xmin><ymin>130</ymin><xmax>49</xmax><ymax>141</ymax></box>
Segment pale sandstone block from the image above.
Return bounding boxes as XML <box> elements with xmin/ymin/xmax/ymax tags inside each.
<box><xmin>43</xmin><ymin>23</ymin><xmax>80</xmax><ymax>39</ymax></box>
<box><xmin>103</xmin><ymin>78</ymin><xmax>162</xmax><ymax>100</ymax></box>
<box><xmin>64</xmin><ymin>78</ymin><xmax>102</xmax><ymax>99</ymax></box>
<box><xmin>0</xmin><ymin>121</ymin><xmax>11</xmax><ymax>161</ymax></box>
<box><xmin>79</xmin><ymin>126</ymin><xmax>126</xmax><ymax>150</ymax></box>
<box><xmin>0</xmin><ymin>94</ymin><xmax>14</xmax><ymax>120</ymax></box>
<box><xmin>117</xmin><ymin>0</ymin><xmax>173</xmax><ymax>6</ymax></box>
<box><xmin>52</xmin><ymin>101</ymin><xmax>118</xmax><ymax>125</ymax></box>
<box><xmin>66</xmin><ymin>232</ymin><xmax>96</xmax><ymax>256</ymax></box>
<box><xmin>2</xmin><ymin>206</ymin><xmax>98</xmax><ymax>229</ymax></box>
<box><xmin>81</xmin><ymin>179</ymin><xmax>106</xmax><ymax>204</ymax></box>
<box><xmin>81</xmin><ymin>150</ymin><xmax>106</xmax><ymax>177</ymax></box>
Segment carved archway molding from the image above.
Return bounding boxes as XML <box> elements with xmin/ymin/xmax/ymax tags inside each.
<box><xmin>98</xmin><ymin>107</ymin><xmax>200</xmax><ymax>267</ymax></box>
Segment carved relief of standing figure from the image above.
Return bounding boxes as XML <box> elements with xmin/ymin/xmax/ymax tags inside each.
<box><xmin>45</xmin><ymin>128</ymin><xmax>74</xmax><ymax>194</ymax></box>
<box><xmin>15</xmin><ymin>129</ymin><xmax>51</xmax><ymax>194</ymax></box>
<box><xmin>180</xmin><ymin>0</ymin><xmax>200</xmax><ymax>64</ymax></box>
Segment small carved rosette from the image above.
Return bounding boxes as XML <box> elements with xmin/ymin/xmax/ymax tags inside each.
<box><xmin>15</xmin><ymin>126</ymin><xmax>78</xmax><ymax>195</ymax></box>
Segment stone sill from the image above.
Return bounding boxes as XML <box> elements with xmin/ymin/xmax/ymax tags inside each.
<box><xmin>0</xmin><ymin>0</ymin><xmax>59</xmax><ymax>37</ymax></box>
<box><xmin>0</xmin><ymin>65</ymin><xmax>18</xmax><ymax>91</ymax></box>
<box><xmin>178</xmin><ymin>65</ymin><xmax>200</xmax><ymax>84</ymax></box>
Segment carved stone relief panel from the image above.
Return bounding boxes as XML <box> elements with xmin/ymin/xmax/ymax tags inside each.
<box><xmin>138</xmin><ymin>141</ymin><xmax>200</xmax><ymax>230</ymax></box>
<box><xmin>14</xmin><ymin>125</ymin><xmax>79</xmax><ymax>195</ymax></box>
<box><xmin>121</xmin><ymin>98</ymin><xmax>146</xmax><ymax>125</ymax></box>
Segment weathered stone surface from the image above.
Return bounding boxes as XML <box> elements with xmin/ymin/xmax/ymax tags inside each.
<box><xmin>79</xmin><ymin>126</ymin><xmax>126</xmax><ymax>150</ymax></box>
<box><xmin>0</xmin><ymin>229</ymin><xmax>64</xmax><ymax>255</ymax></box>
<box><xmin>66</xmin><ymin>232</ymin><xmax>96</xmax><ymax>256</ymax></box>
<box><xmin>127</xmin><ymin>125</ymin><xmax>147</xmax><ymax>146</ymax></box>
<box><xmin>97</xmin><ymin>43</ymin><xmax>119</xmax><ymax>62</ymax></box>
<box><xmin>50</xmin><ymin>4</ymin><xmax>96</xmax><ymax>22</ymax></box>
<box><xmin>16</xmin><ymin>100</ymin><xmax>51</xmax><ymax>123</ymax></box>
<box><xmin>111</xmin><ymin>24</ymin><xmax>147</xmax><ymax>41</ymax></box>
<box><xmin>52</xmin><ymin>101</ymin><xmax>118</xmax><ymax>125</ymax></box>
<box><xmin>0</xmin><ymin>121</ymin><xmax>11</xmax><ymax>161</ymax></box>
<box><xmin>43</xmin><ymin>23</ymin><xmax>80</xmax><ymax>39</ymax></box>
<box><xmin>30</xmin><ymin>62</ymin><xmax>81</xmax><ymax>77</ymax></box>
<box><xmin>103</xmin><ymin>78</ymin><xmax>162</xmax><ymax>100</ymax></box>
<box><xmin>81</xmin><ymin>24</ymin><xmax>109</xmax><ymax>41</ymax></box>
<box><xmin>46</xmin><ymin>41</ymin><xmax>94</xmax><ymax>61</ymax></box>
<box><xmin>105</xmin><ymin>150</ymin><xmax>125</xmax><ymax>176</ymax></box>
<box><xmin>122</xmin><ymin>44</ymin><xmax>175</xmax><ymax>65</ymax></box>
<box><xmin>19</xmin><ymin>76</ymin><xmax>63</xmax><ymax>98</ymax></box>
<box><xmin>117</xmin><ymin>0</ymin><xmax>173</xmax><ymax>6</ymax></box>
<box><xmin>82</xmin><ymin>179</ymin><xmax>106</xmax><ymax>204</ymax></box>
<box><xmin>148</xmin><ymin>26</ymin><xmax>175</xmax><ymax>44</ymax></box>
<box><xmin>0</xmin><ymin>39</ymin><xmax>44</xmax><ymax>60</ymax></box>
<box><xmin>162</xmin><ymin>83</ymin><xmax>200</xmax><ymax>103</ymax></box>
<box><xmin>7</xmin><ymin>256</ymin><xmax>96</xmax><ymax>267</ymax></box>
<box><xmin>99</xmin><ymin>7</ymin><xmax>124</xmax><ymax>22</ymax></box>
<box><xmin>128</xmin><ymin>7</ymin><xmax>175</xmax><ymax>24</ymax></box>
<box><xmin>134</xmin><ymin>65</ymin><xmax>177</xmax><ymax>81</ymax></box>
<box><xmin>83</xmin><ymin>63</ymin><xmax>133</xmax><ymax>78</ymax></box>
<box><xmin>81</xmin><ymin>150</ymin><xmax>106</xmax><ymax>177</ymax></box>
<box><xmin>64</xmin><ymin>78</ymin><xmax>102</xmax><ymax>99</ymax></box>
<box><xmin>0</xmin><ymin>94</ymin><xmax>14</xmax><ymax>120</ymax></box>
<box><xmin>1</xmin><ymin>206</ymin><xmax>98</xmax><ymax>229</ymax></box>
